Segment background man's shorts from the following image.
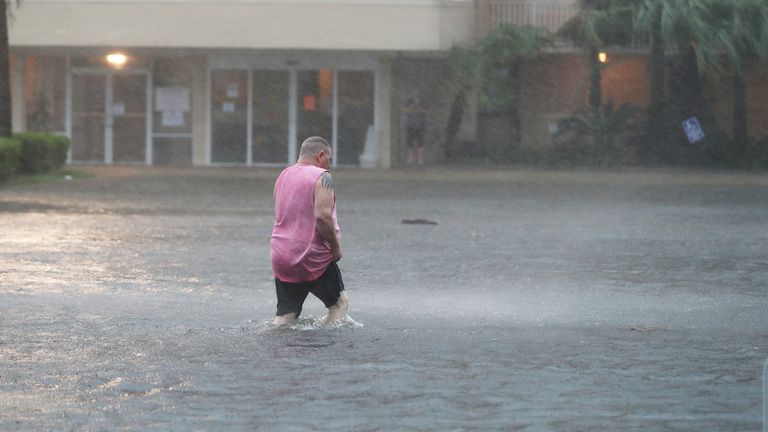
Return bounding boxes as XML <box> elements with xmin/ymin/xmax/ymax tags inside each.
<box><xmin>275</xmin><ymin>262</ymin><xmax>345</xmax><ymax>317</ymax></box>
<box><xmin>406</xmin><ymin>126</ymin><xmax>425</xmax><ymax>149</ymax></box>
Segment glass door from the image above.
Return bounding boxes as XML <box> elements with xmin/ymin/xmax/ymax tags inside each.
<box><xmin>210</xmin><ymin>70</ymin><xmax>248</xmax><ymax>163</ymax></box>
<box><xmin>296</xmin><ymin>70</ymin><xmax>333</xmax><ymax>160</ymax></box>
<box><xmin>337</xmin><ymin>71</ymin><xmax>374</xmax><ymax>165</ymax></box>
<box><xmin>251</xmin><ymin>70</ymin><xmax>289</xmax><ymax>164</ymax></box>
<box><xmin>71</xmin><ymin>73</ymin><xmax>106</xmax><ymax>162</ymax></box>
<box><xmin>71</xmin><ymin>70</ymin><xmax>149</xmax><ymax>164</ymax></box>
<box><xmin>112</xmin><ymin>74</ymin><xmax>148</xmax><ymax>163</ymax></box>
<box><xmin>208</xmin><ymin>66</ymin><xmax>376</xmax><ymax>166</ymax></box>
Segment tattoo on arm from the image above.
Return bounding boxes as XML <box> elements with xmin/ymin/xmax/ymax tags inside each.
<box><xmin>321</xmin><ymin>172</ymin><xmax>334</xmax><ymax>192</ymax></box>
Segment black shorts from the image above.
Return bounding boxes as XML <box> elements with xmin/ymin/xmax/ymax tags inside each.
<box><xmin>406</xmin><ymin>126</ymin><xmax>425</xmax><ymax>149</ymax></box>
<box><xmin>275</xmin><ymin>262</ymin><xmax>345</xmax><ymax>317</ymax></box>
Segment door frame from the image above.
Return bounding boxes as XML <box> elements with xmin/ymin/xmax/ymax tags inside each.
<box><xmin>68</xmin><ymin>67</ymin><xmax>153</xmax><ymax>164</ymax></box>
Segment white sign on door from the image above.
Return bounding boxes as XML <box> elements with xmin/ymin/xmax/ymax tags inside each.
<box><xmin>162</xmin><ymin>111</ymin><xmax>185</xmax><ymax>127</ymax></box>
<box><xmin>226</xmin><ymin>84</ymin><xmax>239</xmax><ymax>99</ymax></box>
<box><xmin>155</xmin><ymin>87</ymin><xmax>191</xmax><ymax>112</ymax></box>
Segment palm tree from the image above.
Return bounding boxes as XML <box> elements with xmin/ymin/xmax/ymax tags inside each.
<box><xmin>445</xmin><ymin>25</ymin><xmax>549</xmax><ymax>159</ymax></box>
<box><xmin>634</xmin><ymin>0</ymin><xmax>768</xmax><ymax>162</ymax></box>
<box><xmin>443</xmin><ymin>45</ymin><xmax>482</xmax><ymax>158</ymax></box>
<box><xmin>0</xmin><ymin>0</ymin><xmax>14</xmax><ymax>138</ymax></box>
<box><xmin>479</xmin><ymin>25</ymin><xmax>549</xmax><ymax>152</ymax></box>
<box><xmin>632</xmin><ymin>0</ymin><xmax>732</xmax><ymax>163</ymax></box>
<box><xmin>709</xmin><ymin>0</ymin><xmax>768</xmax><ymax>149</ymax></box>
<box><xmin>559</xmin><ymin>0</ymin><xmax>634</xmax><ymax>110</ymax></box>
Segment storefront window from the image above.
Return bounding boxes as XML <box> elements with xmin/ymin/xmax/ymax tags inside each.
<box><xmin>210</xmin><ymin>70</ymin><xmax>248</xmax><ymax>163</ymax></box>
<box><xmin>337</xmin><ymin>71</ymin><xmax>374</xmax><ymax>165</ymax></box>
<box><xmin>71</xmin><ymin>74</ymin><xmax>106</xmax><ymax>161</ymax></box>
<box><xmin>296</xmin><ymin>70</ymin><xmax>333</xmax><ymax>158</ymax></box>
<box><xmin>153</xmin><ymin>58</ymin><xmax>194</xmax><ymax>165</ymax></box>
<box><xmin>209</xmin><ymin>66</ymin><xmax>375</xmax><ymax>166</ymax></box>
<box><xmin>24</xmin><ymin>57</ymin><xmax>66</xmax><ymax>133</ymax></box>
<box><xmin>252</xmin><ymin>70</ymin><xmax>289</xmax><ymax>164</ymax></box>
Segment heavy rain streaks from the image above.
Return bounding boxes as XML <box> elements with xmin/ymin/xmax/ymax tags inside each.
<box><xmin>1</xmin><ymin>166</ymin><xmax>767</xmax><ymax>430</ymax></box>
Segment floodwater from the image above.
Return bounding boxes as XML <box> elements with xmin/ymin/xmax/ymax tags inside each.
<box><xmin>1</xmin><ymin>166</ymin><xmax>767</xmax><ymax>431</ymax></box>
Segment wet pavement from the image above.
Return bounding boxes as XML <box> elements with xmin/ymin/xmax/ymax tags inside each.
<box><xmin>1</xmin><ymin>165</ymin><xmax>767</xmax><ymax>431</ymax></box>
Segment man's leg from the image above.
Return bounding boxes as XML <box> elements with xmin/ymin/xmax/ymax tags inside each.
<box><xmin>406</xmin><ymin>130</ymin><xmax>416</xmax><ymax>164</ymax></box>
<box><xmin>322</xmin><ymin>291</ymin><xmax>349</xmax><ymax>325</ymax></box>
<box><xmin>274</xmin><ymin>279</ymin><xmax>309</xmax><ymax>326</ymax></box>
<box><xmin>310</xmin><ymin>262</ymin><xmax>349</xmax><ymax>325</ymax></box>
<box><xmin>273</xmin><ymin>312</ymin><xmax>297</xmax><ymax>326</ymax></box>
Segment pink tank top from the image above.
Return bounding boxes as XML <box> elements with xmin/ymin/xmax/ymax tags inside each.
<box><xmin>270</xmin><ymin>164</ymin><xmax>340</xmax><ymax>282</ymax></box>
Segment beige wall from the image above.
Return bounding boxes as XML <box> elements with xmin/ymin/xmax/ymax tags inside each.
<box><xmin>601</xmin><ymin>54</ymin><xmax>649</xmax><ymax>108</ymax></box>
<box><xmin>519</xmin><ymin>54</ymin><xmax>587</xmax><ymax>147</ymax></box>
<box><xmin>518</xmin><ymin>52</ymin><xmax>651</xmax><ymax>148</ymax></box>
<box><xmin>10</xmin><ymin>1</ymin><xmax>473</xmax><ymax>52</ymax></box>
<box><xmin>518</xmin><ymin>53</ymin><xmax>768</xmax><ymax>146</ymax></box>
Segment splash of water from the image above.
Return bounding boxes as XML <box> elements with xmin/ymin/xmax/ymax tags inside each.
<box><xmin>285</xmin><ymin>314</ymin><xmax>364</xmax><ymax>331</ymax></box>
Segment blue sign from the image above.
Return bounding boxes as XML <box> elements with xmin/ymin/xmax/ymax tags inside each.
<box><xmin>682</xmin><ymin>117</ymin><xmax>705</xmax><ymax>143</ymax></box>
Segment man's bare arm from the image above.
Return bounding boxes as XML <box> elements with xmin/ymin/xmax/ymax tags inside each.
<box><xmin>314</xmin><ymin>172</ymin><xmax>342</xmax><ymax>261</ymax></box>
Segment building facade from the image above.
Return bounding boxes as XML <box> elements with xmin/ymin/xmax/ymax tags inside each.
<box><xmin>10</xmin><ymin>0</ymin><xmax>474</xmax><ymax>168</ymax></box>
<box><xmin>11</xmin><ymin>0</ymin><xmax>767</xmax><ymax>168</ymax></box>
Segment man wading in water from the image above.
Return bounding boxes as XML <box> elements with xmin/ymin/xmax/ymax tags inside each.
<box><xmin>270</xmin><ymin>136</ymin><xmax>349</xmax><ymax>326</ymax></box>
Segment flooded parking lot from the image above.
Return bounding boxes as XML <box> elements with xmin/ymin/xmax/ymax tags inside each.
<box><xmin>1</xmin><ymin>166</ymin><xmax>767</xmax><ymax>431</ymax></box>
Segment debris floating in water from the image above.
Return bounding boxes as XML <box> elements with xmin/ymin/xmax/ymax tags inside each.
<box><xmin>401</xmin><ymin>218</ymin><xmax>438</xmax><ymax>225</ymax></box>
<box><xmin>628</xmin><ymin>325</ymin><xmax>666</xmax><ymax>333</ymax></box>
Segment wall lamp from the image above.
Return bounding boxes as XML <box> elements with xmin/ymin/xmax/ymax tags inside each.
<box><xmin>106</xmin><ymin>52</ymin><xmax>128</xmax><ymax>69</ymax></box>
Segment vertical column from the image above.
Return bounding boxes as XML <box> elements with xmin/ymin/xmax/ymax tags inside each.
<box><xmin>10</xmin><ymin>55</ymin><xmax>25</xmax><ymax>133</ymax></box>
<box><xmin>104</xmin><ymin>72</ymin><xmax>114</xmax><ymax>164</ymax></box>
<box><xmin>246</xmin><ymin>69</ymin><xmax>253</xmax><ymax>166</ymax></box>
<box><xmin>145</xmin><ymin>65</ymin><xmax>153</xmax><ymax>165</ymax></box>
<box><xmin>474</xmin><ymin>0</ymin><xmax>488</xmax><ymax>38</ymax></box>
<box><xmin>65</xmin><ymin>57</ymin><xmax>72</xmax><ymax>164</ymax></box>
<box><xmin>288</xmin><ymin>69</ymin><xmax>297</xmax><ymax>164</ymax></box>
<box><xmin>375</xmin><ymin>56</ymin><xmax>392</xmax><ymax>169</ymax></box>
<box><xmin>331</xmin><ymin>70</ymin><xmax>338</xmax><ymax>169</ymax></box>
<box><xmin>191</xmin><ymin>56</ymin><xmax>208</xmax><ymax>165</ymax></box>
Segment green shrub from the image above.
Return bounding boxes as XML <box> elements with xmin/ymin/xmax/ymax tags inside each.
<box><xmin>15</xmin><ymin>132</ymin><xmax>70</xmax><ymax>174</ymax></box>
<box><xmin>753</xmin><ymin>137</ymin><xmax>768</xmax><ymax>169</ymax></box>
<box><xmin>0</xmin><ymin>137</ymin><xmax>21</xmax><ymax>180</ymax></box>
<box><xmin>553</xmin><ymin>101</ymin><xmax>641</xmax><ymax>167</ymax></box>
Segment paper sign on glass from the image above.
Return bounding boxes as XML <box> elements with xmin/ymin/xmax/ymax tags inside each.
<box><xmin>155</xmin><ymin>87</ymin><xmax>190</xmax><ymax>112</ymax></box>
<box><xmin>226</xmin><ymin>84</ymin><xmax>239</xmax><ymax>99</ymax></box>
<box><xmin>162</xmin><ymin>111</ymin><xmax>185</xmax><ymax>127</ymax></box>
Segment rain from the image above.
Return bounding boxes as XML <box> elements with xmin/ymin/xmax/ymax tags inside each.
<box><xmin>1</xmin><ymin>1</ymin><xmax>768</xmax><ymax>431</ymax></box>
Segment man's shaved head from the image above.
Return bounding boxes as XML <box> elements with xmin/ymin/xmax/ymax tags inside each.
<box><xmin>299</xmin><ymin>136</ymin><xmax>331</xmax><ymax>158</ymax></box>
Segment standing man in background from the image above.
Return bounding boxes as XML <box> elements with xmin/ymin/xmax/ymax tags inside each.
<box><xmin>270</xmin><ymin>136</ymin><xmax>349</xmax><ymax>326</ymax></box>
<box><xmin>404</xmin><ymin>96</ymin><xmax>428</xmax><ymax>166</ymax></box>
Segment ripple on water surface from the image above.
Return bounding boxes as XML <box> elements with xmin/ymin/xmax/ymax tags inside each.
<box><xmin>238</xmin><ymin>315</ymin><xmax>364</xmax><ymax>333</ymax></box>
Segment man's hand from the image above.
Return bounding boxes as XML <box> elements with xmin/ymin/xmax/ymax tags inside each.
<box><xmin>314</xmin><ymin>172</ymin><xmax>342</xmax><ymax>260</ymax></box>
<box><xmin>331</xmin><ymin>245</ymin><xmax>343</xmax><ymax>262</ymax></box>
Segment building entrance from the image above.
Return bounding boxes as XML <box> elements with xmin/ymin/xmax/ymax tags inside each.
<box><xmin>71</xmin><ymin>70</ymin><xmax>150</xmax><ymax>164</ymax></box>
<box><xmin>210</xmin><ymin>68</ymin><xmax>374</xmax><ymax>167</ymax></box>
